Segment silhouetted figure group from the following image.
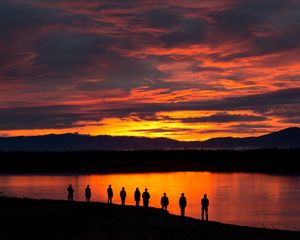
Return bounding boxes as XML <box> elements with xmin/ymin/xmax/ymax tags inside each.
<box><xmin>142</xmin><ymin>188</ymin><xmax>150</xmax><ymax>209</ymax></box>
<box><xmin>179</xmin><ymin>193</ymin><xmax>187</xmax><ymax>216</ymax></box>
<box><xmin>120</xmin><ymin>187</ymin><xmax>126</xmax><ymax>205</ymax></box>
<box><xmin>201</xmin><ymin>194</ymin><xmax>209</xmax><ymax>221</ymax></box>
<box><xmin>107</xmin><ymin>184</ymin><xmax>113</xmax><ymax>203</ymax></box>
<box><xmin>67</xmin><ymin>184</ymin><xmax>74</xmax><ymax>201</ymax></box>
<box><xmin>85</xmin><ymin>185</ymin><xmax>91</xmax><ymax>202</ymax></box>
<box><xmin>134</xmin><ymin>188</ymin><xmax>141</xmax><ymax>206</ymax></box>
<box><xmin>66</xmin><ymin>183</ymin><xmax>209</xmax><ymax>220</ymax></box>
<box><xmin>161</xmin><ymin>193</ymin><xmax>169</xmax><ymax>211</ymax></box>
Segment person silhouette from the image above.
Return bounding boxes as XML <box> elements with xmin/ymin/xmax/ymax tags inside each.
<box><xmin>120</xmin><ymin>187</ymin><xmax>126</xmax><ymax>205</ymax></box>
<box><xmin>179</xmin><ymin>193</ymin><xmax>187</xmax><ymax>217</ymax></box>
<box><xmin>134</xmin><ymin>187</ymin><xmax>141</xmax><ymax>206</ymax></box>
<box><xmin>67</xmin><ymin>184</ymin><xmax>74</xmax><ymax>201</ymax></box>
<box><xmin>201</xmin><ymin>193</ymin><xmax>209</xmax><ymax>221</ymax></box>
<box><xmin>142</xmin><ymin>188</ymin><xmax>150</xmax><ymax>209</ymax></box>
<box><xmin>107</xmin><ymin>184</ymin><xmax>113</xmax><ymax>204</ymax></box>
<box><xmin>85</xmin><ymin>185</ymin><xmax>91</xmax><ymax>202</ymax></box>
<box><xmin>161</xmin><ymin>193</ymin><xmax>169</xmax><ymax>211</ymax></box>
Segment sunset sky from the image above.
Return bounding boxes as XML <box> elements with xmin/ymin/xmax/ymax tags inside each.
<box><xmin>1</xmin><ymin>0</ymin><xmax>300</xmax><ymax>141</ymax></box>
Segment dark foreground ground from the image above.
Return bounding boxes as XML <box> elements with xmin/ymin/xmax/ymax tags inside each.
<box><xmin>0</xmin><ymin>197</ymin><xmax>299</xmax><ymax>240</ymax></box>
<box><xmin>0</xmin><ymin>149</ymin><xmax>300</xmax><ymax>174</ymax></box>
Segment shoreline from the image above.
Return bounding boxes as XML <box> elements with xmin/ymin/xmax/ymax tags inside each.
<box><xmin>0</xmin><ymin>196</ymin><xmax>299</xmax><ymax>240</ymax></box>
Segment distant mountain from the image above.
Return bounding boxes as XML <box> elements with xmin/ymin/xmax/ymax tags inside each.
<box><xmin>0</xmin><ymin>127</ymin><xmax>299</xmax><ymax>151</ymax></box>
<box><xmin>199</xmin><ymin>127</ymin><xmax>300</xmax><ymax>149</ymax></box>
<box><xmin>0</xmin><ymin>134</ymin><xmax>200</xmax><ymax>151</ymax></box>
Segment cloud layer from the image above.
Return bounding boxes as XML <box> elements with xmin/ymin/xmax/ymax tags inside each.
<box><xmin>0</xmin><ymin>0</ymin><xmax>299</xmax><ymax>140</ymax></box>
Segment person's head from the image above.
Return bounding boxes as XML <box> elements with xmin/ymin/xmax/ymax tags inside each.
<box><xmin>181</xmin><ymin>193</ymin><xmax>184</xmax><ymax>197</ymax></box>
<box><xmin>87</xmin><ymin>185</ymin><xmax>89</xmax><ymax>188</ymax></box>
<box><xmin>163</xmin><ymin>193</ymin><xmax>166</xmax><ymax>196</ymax></box>
<box><xmin>109</xmin><ymin>184</ymin><xmax>111</xmax><ymax>187</ymax></box>
<box><xmin>204</xmin><ymin>194</ymin><xmax>207</xmax><ymax>198</ymax></box>
<box><xmin>122</xmin><ymin>187</ymin><xmax>125</xmax><ymax>190</ymax></box>
<box><xmin>145</xmin><ymin>188</ymin><xmax>148</xmax><ymax>192</ymax></box>
<box><xmin>69</xmin><ymin>184</ymin><xmax>72</xmax><ymax>187</ymax></box>
<box><xmin>136</xmin><ymin>187</ymin><xmax>139</xmax><ymax>191</ymax></box>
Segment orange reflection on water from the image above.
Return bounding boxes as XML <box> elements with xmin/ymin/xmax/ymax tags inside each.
<box><xmin>88</xmin><ymin>172</ymin><xmax>214</xmax><ymax>217</ymax></box>
<box><xmin>0</xmin><ymin>172</ymin><xmax>299</xmax><ymax>231</ymax></box>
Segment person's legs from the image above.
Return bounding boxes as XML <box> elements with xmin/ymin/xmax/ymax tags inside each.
<box><xmin>201</xmin><ymin>207</ymin><xmax>204</xmax><ymax>220</ymax></box>
<box><xmin>205</xmin><ymin>208</ymin><xmax>208</xmax><ymax>221</ymax></box>
<box><xmin>180</xmin><ymin>208</ymin><xmax>184</xmax><ymax>216</ymax></box>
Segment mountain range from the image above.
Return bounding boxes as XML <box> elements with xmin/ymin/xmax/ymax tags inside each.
<box><xmin>0</xmin><ymin>127</ymin><xmax>299</xmax><ymax>151</ymax></box>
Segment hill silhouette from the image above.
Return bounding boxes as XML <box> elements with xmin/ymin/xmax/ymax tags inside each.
<box><xmin>0</xmin><ymin>127</ymin><xmax>299</xmax><ymax>151</ymax></box>
<box><xmin>199</xmin><ymin>127</ymin><xmax>300</xmax><ymax>149</ymax></box>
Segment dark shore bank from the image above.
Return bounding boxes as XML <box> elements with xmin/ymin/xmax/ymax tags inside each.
<box><xmin>0</xmin><ymin>149</ymin><xmax>299</xmax><ymax>174</ymax></box>
<box><xmin>0</xmin><ymin>197</ymin><xmax>299</xmax><ymax>240</ymax></box>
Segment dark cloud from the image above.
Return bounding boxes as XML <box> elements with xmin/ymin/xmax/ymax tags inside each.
<box><xmin>208</xmin><ymin>0</ymin><xmax>300</xmax><ymax>60</ymax></box>
<box><xmin>131</xmin><ymin>128</ymin><xmax>192</xmax><ymax>133</ymax></box>
<box><xmin>0</xmin><ymin>87</ymin><xmax>296</xmax><ymax>131</ymax></box>
<box><xmin>160</xmin><ymin>18</ymin><xmax>206</xmax><ymax>47</ymax></box>
<box><xmin>180</xmin><ymin>113</ymin><xmax>266</xmax><ymax>123</ymax></box>
<box><xmin>0</xmin><ymin>1</ymin><xmax>59</xmax><ymax>34</ymax></box>
<box><xmin>0</xmin><ymin>105</ymin><xmax>101</xmax><ymax>130</ymax></box>
<box><xmin>203</xmin><ymin>88</ymin><xmax>300</xmax><ymax>111</ymax></box>
<box><xmin>35</xmin><ymin>33</ymin><xmax>108</xmax><ymax>71</ymax></box>
<box><xmin>136</xmin><ymin>9</ymin><xmax>183</xmax><ymax>29</ymax></box>
<box><xmin>0</xmin><ymin>0</ymin><xmax>300</xmax><ymax>136</ymax></box>
<box><xmin>100</xmin><ymin>88</ymin><xmax>300</xmax><ymax>117</ymax></box>
<box><xmin>196</xmin><ymin>127</ymin><xmax>270</xmax><ymax>135</ymax></box>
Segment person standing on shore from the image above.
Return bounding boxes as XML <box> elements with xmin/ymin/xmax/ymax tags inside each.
<box><xmin>134</xmin><ymin>187</ymin><xmax>141</xmax><ymax>206</ymax></box>
<box><xmin>201</xmin><ymin>194</ymin><xmax>209</xmax><ymax>221</ymax></box>
<box><xmin>120</xmin><ymin>187</ymin><xmax>126</xmax><ymax>205</ymax></box>
<box><xmin>85</xmin><ymin>185</ymin><xmax>91</xmax><ymax>202</ymax></box>
<box><xmin>179</xmin><ymin>193</ymin><xmax>187</xmax><ymax>217</ymax></box>
<box><xmin>107</xmin><ymin>184</ymin><xmax>113</xmax><ymax>204</ymax></box>
<box><xmin>67</xmin><ymin>184</ymin><xmax>74</xmax><ymax>201</ymax></box>
<box><xmin>161</xmin><ymin>193</ymin><xmax>169</xmax><ymax>211</ymax></box>
<box><xmin>142</xmin><ymin>188</ymin><xmax>150</xmax><ymax>209</ymax></box>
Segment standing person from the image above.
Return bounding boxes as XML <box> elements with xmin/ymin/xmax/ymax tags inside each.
<box><xmin>67</xmin><ymin>184</ymin><xmax>74</xmax><ymax>201</ymax></box>
<box><xmin>142</xmin><ymin>188</ymin><xmax>150</xmax><ymax>209</ymax></box>
<box><xmin>120</xmin><ymin>187</ymin><xmax>126</xmax><ymax>205</ymax></box>
<box><xmin>85</xmin><ymin>185</ymin><xmax>91</xmax><ymax>202</ymax></box>
<box><xmin>134</xmin><ymin>187</ymin><xmax>141</xmax><ymax>206</ymax></box>
<box><xmin>161</xmin><ymin>193</ymin><xmax>169</xmax><ymax>211</ymax></box>
<box><xmin>107</xmin><ymin>184</ymin><xmax>113</xmax><ymax>204</ymax></box>
<box><xmin>179</xmin><ymin>193</ymin><xmax>187</xmax><ymax>217</ymax></box>
<box><xmin>201</xmin><ymin>194</ymin><xmax>209</xmax><ymax>221</ymax></box>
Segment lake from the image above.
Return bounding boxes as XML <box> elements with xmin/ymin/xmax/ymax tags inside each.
<box><xmin>0</xmin><ymin>172</ymin><xmax>299</xmax><ymax>231</ymax></box>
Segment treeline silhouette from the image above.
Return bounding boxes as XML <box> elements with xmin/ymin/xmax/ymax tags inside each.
<box><xmin>0</xmin><ymin>149</ymin><xmax>299</xmax><ymax>174</ymax></box>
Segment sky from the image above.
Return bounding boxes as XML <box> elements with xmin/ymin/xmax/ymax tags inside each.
<box><xmin>0</xmin><ymin>0</ymin><xmax>300</xmax><ymax>141</ymax></box>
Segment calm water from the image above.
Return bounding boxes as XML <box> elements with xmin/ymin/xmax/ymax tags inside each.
<box><xmin>0</xmin><ymin>172</ymin><xmax>299</xmax><ymax>231</ymax></box>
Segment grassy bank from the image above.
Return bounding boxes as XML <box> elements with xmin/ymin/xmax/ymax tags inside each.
<box><xmin>0</xmin><ymin>197</ymin><xmax>299</xmax><ymax>240</ymax></box>
<box><xmin>0</xmin><ymin>149</ymin><xmax>300</xmax><ymax>174</ymax></box>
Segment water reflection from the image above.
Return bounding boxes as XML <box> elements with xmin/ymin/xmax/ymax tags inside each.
<box><xmin>0</xmin><ymin>172</ymin><xmax>299</xmax><ymax>231</ymax></box>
